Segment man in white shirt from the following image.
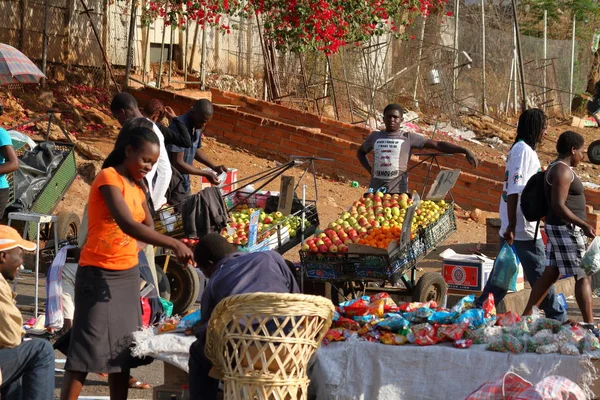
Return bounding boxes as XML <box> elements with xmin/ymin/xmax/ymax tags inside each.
<box><xmin>476</xmin><ymin>109</ymin><xmax>566</xmax><ymax>322</ymax></box>
<box><xmin>110</xmin><ymin>92</ymin><xmax>172</xmax><ymax>210</ymax></box>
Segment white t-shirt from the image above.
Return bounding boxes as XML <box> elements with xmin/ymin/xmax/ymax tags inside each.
<box><xmin>499</xmin><ymin>141</ymin><xmax>541</xmax><ymax>241</ymax></box>
<box><xmin>145</xmin><ymin>121</ymin><xmax>172</xmax><ymax>211</ymax></box>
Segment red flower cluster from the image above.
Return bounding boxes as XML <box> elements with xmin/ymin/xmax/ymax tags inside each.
<box><xmin>142</xmin><ymin>0</ymin><xmax>449</xmax><ymax>54</ymax></box>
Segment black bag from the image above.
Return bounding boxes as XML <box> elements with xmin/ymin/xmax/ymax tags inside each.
<box><xmin>520</xmin><ymin>170</ymin><xmax>547</xmax><ymax>240</ymax></box>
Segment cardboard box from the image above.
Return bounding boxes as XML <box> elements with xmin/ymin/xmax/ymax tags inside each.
<box><xmin>164</xmin><ymin>362</ymin><xmax>188</xmax><ymax>386</ymax></box>
<box><xmin>443</xmin><ymin>253</ymin><xmax>524</xmax><ymax>293</ymax></box>
<box><xmin>442</xmin><ymin>254</ymin><xmax>494</xmax><ymax>292</ymax></box>
<box><xmin>200</xmin><ymin>168</ymin><xmax>238</xmax><ymax>194</ymax></box>
<box><xmin>153</xmin><ymin>384</ymin><xmax>188</xmax><ymax>400</ymax></box>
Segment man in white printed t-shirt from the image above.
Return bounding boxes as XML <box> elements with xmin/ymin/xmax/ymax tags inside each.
<box><xmin>475</xmin><ymin>108</ymin><xmax>566</xmax><ymax>322</ymax></box>
<box><xmin>357</xmin><ymin>103</ymin><xmax>478</xmax><ymax>195</ymax></box>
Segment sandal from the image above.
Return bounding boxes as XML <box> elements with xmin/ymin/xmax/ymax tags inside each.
<box><xmin>128</xmin><ymin>378</ymin><xmax>151</xmax><ymax>389</ymax></box>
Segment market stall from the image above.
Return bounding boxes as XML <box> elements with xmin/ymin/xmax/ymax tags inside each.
<box><xmin>308</xmin><ymin>341</ymin><xmax>597</xmax><ymax>400</ymax></box>
<box><xmin>299</xmin><ymin>170</ymin><xmax>458</xmax><ymax>303</ymax></box>
<box><xmin>152</xmin><ymin>156</ymin><xmax>323</xmax><ymax>314</ymax></box>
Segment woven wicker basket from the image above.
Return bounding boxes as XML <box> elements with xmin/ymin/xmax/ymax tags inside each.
<box><xmin>205</xmin><ymin>293</ymin><xmax>334</xmax><ymax>400</ymax></box>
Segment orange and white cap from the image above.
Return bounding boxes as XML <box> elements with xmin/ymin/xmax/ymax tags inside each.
<box><xmin>0</xmin><ymin>225</ymin><xmax>36</xmax><ymax>252</ymax></box>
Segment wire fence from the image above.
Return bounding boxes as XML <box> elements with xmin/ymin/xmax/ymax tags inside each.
<box><xmin>0</xmin><ymin>0</ymin><xmax>595</xmax><ymax>127</ymax></box>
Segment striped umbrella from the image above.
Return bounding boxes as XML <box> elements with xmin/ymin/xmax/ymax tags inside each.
<box><xmin>0</xmin><ymin>43</ymin><xmax>45</xmax><ymax>85</ymax></box>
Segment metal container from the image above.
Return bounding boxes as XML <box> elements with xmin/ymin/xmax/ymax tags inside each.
<box><xmin>427</xmin><ymin>69</ymin><xmax>441</xmax><ymax>85</ymax></box>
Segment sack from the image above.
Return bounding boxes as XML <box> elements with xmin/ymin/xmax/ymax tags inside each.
<box><xmin>581</xmin><ymin>236</ymin><xmax>600</xmax><ymax>276</ymax></box>
<box><xmin>520</xmin><ymin>171</ymin><xmax>548</xmax><ymax>222</ymax></box>
<box><xmin>488</xmin><ymin>243</ymin><xmax>520</xmax><ymax>292</ymax></box>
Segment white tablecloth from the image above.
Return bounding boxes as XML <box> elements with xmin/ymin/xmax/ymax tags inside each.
<box><xmin>132</xmin><ymin>329</ymin><xmax>196</xmax><ymax>372</ymax></box>
<box><xmin>308</xmin><ymin>339</ymin><xmax>598</xmax><ymax>400</ymax></box>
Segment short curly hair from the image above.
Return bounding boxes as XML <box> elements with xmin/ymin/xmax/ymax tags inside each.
<box><xmin>556</xmin><ymin>130</ymin><xmax>585</xmax><ymax>155</ymax></box>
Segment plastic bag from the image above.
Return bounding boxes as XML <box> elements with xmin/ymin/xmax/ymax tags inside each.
<box><xmin>428</xmin><ymin>311</ymin><xmax>457</xmax><ymax>324</ymax></box>
<box><xmin>560</xmin><ymin>343</ymin><xmax>580</xmax><ymax>356</ymax></box>
<box><xmin>455</xmin><ymin>308</ymin><xmax>485</xmax><ymax>329</ymax></box>
<box><xmin>497</xmin><ymin>311</ymin><xmax>521</xmax><ymax>327</ymax></box>
<box><xmin>482</xmin><ymin>293</ymin><xmax>496</xmax><ymax>319</ymax></box>
<box><xmin>333</xmin><ymin>317</ymin><xmax>361</xmax><ymax>331</ymax></box>
<box><xmin>380</xmin><ymin>332</ymin><xmax>407</xmax><ymax>345</ymax></box>
<box><xmin>339</xmin><ymin>296</ymin><xmax>370</xmax><ymax>317</ymax></box>
<box><xmin>411</xmin><ymin>323</ymin><xmax>439</xmax><ymax>346</ymax></box>
<box><xmin>501</xmin><ymin>333</ymin><xmax>524</xmax><ymax>354</ymax></box>
<box><xmin>160</xmin><ymin>298</ymin><xmax>174</xmax><ymax>318</ymax></box>
<box><xmin>376</xmin><ymin>315</ymin><xmax>409</xmax><ymax>331</ymax></box>
<box><xmin>454</xmin><ymin>339</ymin><xmax>473</xmax><ymax>349</ymax></box>
<box><xmin>353</xmin><ymin>315</ymin><xmax>380</xmax><ymax>326</ymax></box>
<box><xmin>581</xmin><ymin>236</ymin><xmax>600</xmax><ymax>276</ymax></box>
<box><xmin>579</xmin><ymin>332</ymin><xmax>600</xmax><ymax>353</ymax></box>
<box><xmin>323</xmin><ymin>328</ymin><xmax>347</xmax><ymax>345</ymax></box>
<box><xmin>536</xmin><ymin>343</ymin><xmax>559</xmax><ymax>354</ymax></box>
<box><xmin>437</xmin><ymin>323</ymin><xmax>468</xmax><ymax>342</ymax></box>
<box><xmin>532</xmin><ymin>318</ymin><xmax>563</xmax><ymax>334</ymax></box>
<box><xmin>450</xmin><ymin>295</ymin><xmax>475</xmax><ymax>314</ymax></box>
<box><xmin>399</xmin><ymin>300</ymin><xmax>437</xmax><ymax>312</ymax></box>
<box><xmin>177</xmin><ymin>309</ymin><xmax>201</xmax><ymax>330</ymax></box>
<box><xmin>488</xmin><ymin>243</ymin><xmax>519</xmax><ymax>292</ymax></box>
<box><xmin>487</xmin><ymin>340</ymin><xmax>508</xmax><ymax>352</ymax></box>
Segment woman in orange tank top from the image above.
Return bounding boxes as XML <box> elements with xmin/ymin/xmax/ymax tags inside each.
<box><xmin>60</xmin><ymin>119</ymin><xmax>193</xmax><ymax>400</ymax></box>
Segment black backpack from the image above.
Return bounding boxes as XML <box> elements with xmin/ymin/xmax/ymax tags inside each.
<box><xmin>520</xmin><ymin>170</ymin><xmax>547</xmax><ymax>238</ymax></box>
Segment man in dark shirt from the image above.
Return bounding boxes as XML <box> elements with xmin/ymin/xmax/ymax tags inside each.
<box><xmin>168</xmin><ymin>99</ymin><xmax>227</xmax><ymax>194</ymax></box>
<box><xmin>188</xmin><ymin>233</ymin><xmax>299</xmax><ymax>400</ymax></box>
<box><xmin>142</xmin><ymin>99</ymin><xmax>192</xmax><ymax>149</ymax></box>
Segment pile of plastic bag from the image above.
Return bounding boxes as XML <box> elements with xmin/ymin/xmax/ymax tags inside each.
<box><xmin>323</xmin><ymin>293</ymin><xmax>497</xmax><ymax>347</ymax></box>
<box><xmin>473</xmin><ymin>309</ymin><xmax>600</xmax><ymax>356</ymax></box>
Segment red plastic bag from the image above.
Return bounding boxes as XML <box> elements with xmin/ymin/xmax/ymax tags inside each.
<box><xmin>412</xmin><ymin>323</ymin><xmax>440</xmax><ymax>346</ymax></box>
<box><xmin>141</xmin><ymin>297</ymin><xmax>151</xmax><ymax>328</ymax></box>
<box><xmin>333</xmin><ymin>317</ymin><xmax>360</xmax><ymax>331</ymax></box>
<box><xmin>437</xmin><ymin>323</ymin><xmax>468</xmax><ymax>342</ymax></box>
<box><xmin>497</xmin><ymin>311</ymin><xmax>522</xmax><ymax>327</ymax></box>
<box><xmin>482</xmin><ymin>293</ymin><xmax>496</xmax><ymax>319</ymax></box>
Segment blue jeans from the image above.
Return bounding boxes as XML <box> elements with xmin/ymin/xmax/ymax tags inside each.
<box><xmin>0</xmin><ymin>338</ymin><xmax>55</xmax><ymax>400</ymax></box>
<box><xmin>477</xmin><ymin>238</ymin><xmax>567</xmax><ymax>322</ymax></box>
<box><xmin>189</xmin><ymin>339</ymin><xmax>220</xmax><ymax>400</ymax></box>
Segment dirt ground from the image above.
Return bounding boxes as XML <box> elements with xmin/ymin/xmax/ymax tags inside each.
<box><xmin>5</xmin><ymin>83</ymin><xmax>600</xmax><ymax>398</ymax></box>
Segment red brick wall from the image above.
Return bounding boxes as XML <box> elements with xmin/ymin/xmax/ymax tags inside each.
<box><xmin>130</xmin><ymin>87</ymin><xmax>600</xmax><ymax>213</ymax></box>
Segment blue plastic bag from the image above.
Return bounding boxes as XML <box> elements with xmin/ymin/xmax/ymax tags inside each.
<box><xmin>488</xmin><ymin>243</ymin><xmax>519</xmax><ymax>292</ymax></box>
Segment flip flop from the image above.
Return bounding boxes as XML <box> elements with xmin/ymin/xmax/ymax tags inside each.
<box><xmin>128</xmin><ymin>378</ymin><xmax>151</xmax><ymax>389</ymax></box>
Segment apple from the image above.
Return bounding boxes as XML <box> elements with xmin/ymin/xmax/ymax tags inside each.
<box><xmin>301</xmin><ymin>243</ymin><xmax>310</xmax><ymax>251</ymax></box>
<box><xmin>399</xmin><ymin>198</ymin><xmax>408</xmax><ymax>209</ymax></box>
<box><xmin>344</xmin><ymin>239</ymin><xmax>353</xmax><ymax>245</ymax></box>
<box><xmin>328</xmin><ymin>245</ymin><xmax>338</xmax><ymax>253</ymax></box>
<box><xmin>338</xmin><ymin>245</ymin><xmax>348</xmax><ymax>252</ymax></box>
<box><xmin>318</xmin><ymin>244</ymin><xmax>329</xmax><ymax>253</ymax></box>
<box><xmin>329</xmin><ymin>222</ymin><xmax>339</xmax><ymax>229</ymax></box>
<box><xmin>384</xmin><ymin>207</ymin><xmax>392</xmax><ymax>214</ymax></box>
<box><xmin>316</xmin><ymin>239</ymin><xmax>325</xmax><ymax>246</ymax></box>
<box><xmin>334</xmin><ymin>239</ymin><xmax>343</xmax><ymax>246</ymax></box>
<box><xmin>365</xmin><ymin>193</ymin><xmax>374</xmax><ymax>199</ymax></box>
<box><xmin>226</xmin><ymin>237</ymin><xmax>234</xmax><ymax>243</ymax></box>
<box><xmin>342</xmin><ymin>212</ymin><xmax>350</xmax><ymax>220</ymax></box>
<box><xmin>391</xmin><ymin>207</ymin><xmax>400</xmax><ymax>217</ymax></box>
<box><xmin>310</xmin><ymin>246</ymin><xmax>319</xmax><ymax>253</ymax></box>
<box><xmin>234</xmin><ymin>238</ymin><xmax>242</xmax><ymax>244</ymax></box>
<box><xmin>306</xmin><ymin>238</ymin><xmax>315</xmax><ymax>246</ymax></box>
<box><xmin>318</xmin><ymin>233</ymin><xmax>327</xmax><ymax>239</ymax></box>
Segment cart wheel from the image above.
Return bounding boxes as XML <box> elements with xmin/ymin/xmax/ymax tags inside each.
<box><xmin>588</xmin><ymin>140</ymin><xmax>600</xmax><ymax>165</ymax></box>
<box><xmin>412</xmin><ymin>272</ymin><xmax>447</xmax><ymax>304</ymax></box>
<box><xmin>51</xmin><ymin>212</ymin><xmax>80</xmax><ymax>242</ymax></box>
<box><xmin>155</xmin><ymin>265</ymin><xmax>171</xmax><ymax>301</ymax></box>
<box><xmin>155</xmin><ymin>255</ymin><xmax>199</xmax><ymax>315</ymax></box>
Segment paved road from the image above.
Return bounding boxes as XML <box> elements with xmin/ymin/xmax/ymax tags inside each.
<box><xmin>14</xmin><ymin>272</ymin><xmax>171</xmax><ymax>399</ymax></box>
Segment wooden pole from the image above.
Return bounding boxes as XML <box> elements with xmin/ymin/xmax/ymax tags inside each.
<box><xmin>452</xmin><ymin>0</ymin><xmax>460</xmax><ymax>98</ymax></box>
<box><xmin>78</xmin><ymin>0</ymin><xmax>120</xmax><ymax>91</ymax></box>
<box><xmin>511</xmin><ymin>0</ymin><xmax>527</xmax><ymax>111</ymax></box>
<box><xmin>157</xmin><ymin>20</ymin><xmax>166</xmax><ymax>88</ymax></box>
<box><xmin>481</xmin><ymin>0</ymin><xmax>487</xmax><ymax>113</ymax></box>
<box><xmin>41</xmin><ymin>0</ymin><xmax>50</xmax><ymax>87</ymax></box>
<box><xmin>569</xmin><ymin>14</ymin><xmax>576</xmax><ymax>114</ymax></box>
<box><xmin>543</xmin><ymin>10</ymin><xmax>547</xmax><ymax>109</ymax></box>
<box><xmin>188</xmin><ymin>22</ymin><xmax>200</xmax><ymax>73</ymax></box>
<box><xmin>124</xmin><ymin>0</ymin><xmax>137</xmax><ymax>88</ymax></box>
<box><xmin>19</xmin><ymin>0</ymin><xmax>28</xmax><ymax>51</ymax></box>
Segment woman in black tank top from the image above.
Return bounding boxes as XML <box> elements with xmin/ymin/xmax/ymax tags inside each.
<box><xmin>523</xmin><ymin>131</ymin><xmax>597</xmax><ymax>327</ymax></box>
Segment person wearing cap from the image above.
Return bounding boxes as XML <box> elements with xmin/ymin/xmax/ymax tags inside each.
<box><xmin>0</xmin><ymin>225</ymin><xmax>55</xmax><ymax>400</ymax></box>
